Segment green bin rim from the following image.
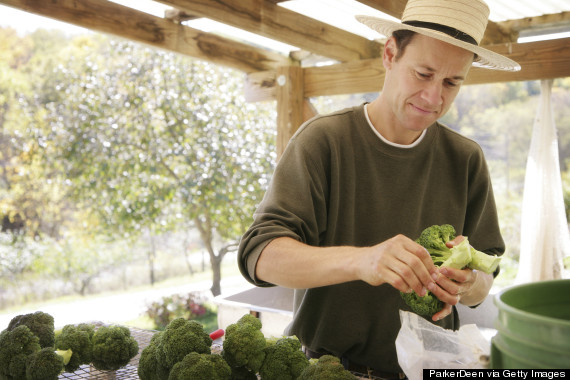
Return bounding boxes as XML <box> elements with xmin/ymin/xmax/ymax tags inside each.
<box><xmin>493</xmin><ymin>279</ymin><xmax>570</xmax><ymax>327</ymax></box>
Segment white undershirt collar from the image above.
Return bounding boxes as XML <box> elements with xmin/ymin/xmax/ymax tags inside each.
<box><xmin>364</xmin><ymin>104</ymin><xmax>426</xmax><ymax>148</ymax></box>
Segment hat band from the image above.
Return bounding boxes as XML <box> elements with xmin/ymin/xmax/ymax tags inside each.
<box><xmin>403</xmin><ymin>21</ymin><xmax>478</xmax><ymax>46</ymax></box>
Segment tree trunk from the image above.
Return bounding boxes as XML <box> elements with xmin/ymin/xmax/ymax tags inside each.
<box><xmin>148</xmin><ymin>234</ymin><xmax>156</xmax><ymax>285</ymax></box>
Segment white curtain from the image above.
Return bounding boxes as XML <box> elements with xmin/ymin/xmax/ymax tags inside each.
<box><xmin>515</xmin><ymin>79</ymin><xmax>570</xmax><ymax>284</ymax></box>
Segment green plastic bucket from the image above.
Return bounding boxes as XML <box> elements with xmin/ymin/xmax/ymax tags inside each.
<box><xmin>490</xmin><ymin>279</ymin><xmax>570</xmax><ymax>369</ymax></box>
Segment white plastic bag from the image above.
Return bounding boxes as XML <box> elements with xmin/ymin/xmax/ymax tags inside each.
<box><xmin>395</xmin><ymin>311</ymin><xmax>490</xmax><ymax>380</ymax></box>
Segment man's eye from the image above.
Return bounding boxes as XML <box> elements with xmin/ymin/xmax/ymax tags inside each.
<box><xmin>445</xmin><ymin>80</ymin><xmax>459</xmax><ymax>87</ymax></box>
<box><xmin>416</xmin><ymin>72</ymin><xmax>430</xmax><ymax>79</ymax></box>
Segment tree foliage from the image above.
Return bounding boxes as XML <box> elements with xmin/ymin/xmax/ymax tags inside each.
<box><xmin>40</xmin><ymin>37</ymin><xmax>276</xmax><ymax>295</ymax></box>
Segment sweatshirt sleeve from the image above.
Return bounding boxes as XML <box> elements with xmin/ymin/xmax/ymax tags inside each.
<box><xmin>237</xmin><ymin>122</ymin><xmax>331</xmax><ymax>286</ymax></box>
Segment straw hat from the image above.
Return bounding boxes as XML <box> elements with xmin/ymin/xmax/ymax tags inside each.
<box><xmin>356</xmin><ymin>0</ymin><xmax>521</xmax><ymax>71</ymax></box>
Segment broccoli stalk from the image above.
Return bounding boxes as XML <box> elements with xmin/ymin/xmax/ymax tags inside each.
<box><xmin>297</xmin><ymin>355</ymin><xmax>357</xmax><ymax>380</ymax></box>
<box><xmin>441</xmin><ymin>239</ymin><xmax>472</xmax><ymax>269</ymax></box>
<box><xmin>469</xmin><ymin>247</ymin><xmax>501</xmax><ymax>274</ymax></box>
<box><xmin>91</xmin><ymin>325</ymin><xmax>139</xmax><ymax>371</ymax></box>
<box><xmin>258</xmin><ymin>336</ymin><xmax>310</xmax><ymax>380</ymax></box>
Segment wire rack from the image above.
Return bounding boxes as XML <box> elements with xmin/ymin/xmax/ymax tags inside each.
<box><xmin>57</xmin><ymin>324</ymin><xmax>385</xmax><ymax>380</ymax></box>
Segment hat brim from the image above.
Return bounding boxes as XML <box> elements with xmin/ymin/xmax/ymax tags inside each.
<box><xmin>356</xmin><ymin>15</ymin><xmax>521</xmax><ymax>72</ymax></box>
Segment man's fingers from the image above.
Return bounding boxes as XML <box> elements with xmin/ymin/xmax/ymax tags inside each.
<box><xmin>432</xmin><ymin>302</ymin><xmax>453</xmax><ymax>321</ymax></box>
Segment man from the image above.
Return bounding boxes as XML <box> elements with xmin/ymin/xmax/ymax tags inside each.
<box><xmin>238</xmin><ymin>0</ymin><xmax>520</xmax><ymax>376</ymax></box>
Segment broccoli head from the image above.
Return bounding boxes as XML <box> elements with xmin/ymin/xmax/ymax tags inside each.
<box><xmin>7</xmin><ymin>311</ymin><xmax>55</xmax><ymax>348</ymax></box>
<box><xmin>403</xmin><ymin>224</ymin><xmax>502</xmax><ymax>317</ymax></box>
<box><xmin>138</xmin><ymin>331</ymin><xmax>170</xmax><ymax>380</ymax></box>
<box><xmin>297</xmin><ymin>355</ymin><xmax>357</xmax><ymax>380</ymax></box>
<box><xmin>25</xmin><ymin>347</ymin><xmax>72</xmax><ymax>380</ymax></box>
<box><xmin>258</xmin><ymin>336</ymin><xmax>309</xmax><ymax>380</ymax></box>
<box><xmin>222</xmin><ymin>314</ymin><xmax>266</xmax><ymax>373</ymax></box>
<box><xmin>0</xmin><ymin>325</ymin><xmax>41</xmax><ymax>379</ymax></box>
<box><xmin>400</xmin><ymin>290</ymin><xmax>443</xmax><ymax>317</ymax></box>
<box><xmin>156</xmin><ymin>318</ymin><xmax>212</xmax><ymax>371</ymax></box>
<box><xmin>229</xmin><ymin>364</ymin><xmax>258</xmax><ymax>380</ymax></box>
<box><xmin>415</xmin><ymin>224</ymin><xmax>456</xmax><ymax>264</ymax></box>
<box><xmin>54</xmin><ymin>323</ymin><xmax>95</xmax><ymax>372</ymax></box>
<box><xmin>91</xmin><ymin>325</ymin><xmax>139</xmax><ymax>371</ymax></box>
<box><xmin>168</xmin><ymin>352</ymin><xmax>231</xmax><ymax>380</ymax></box>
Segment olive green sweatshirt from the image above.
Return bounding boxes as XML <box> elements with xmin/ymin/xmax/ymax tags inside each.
<box><xmin>238</xmin><ymin>104</ymin><xmax>504</xmax><ymax>372</ymax></box>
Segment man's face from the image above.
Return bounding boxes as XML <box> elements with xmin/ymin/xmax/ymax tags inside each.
<box><xmin>381</xmin><ymin>33</ymin><xmax>474</xmax><ymax>133</ymax></box>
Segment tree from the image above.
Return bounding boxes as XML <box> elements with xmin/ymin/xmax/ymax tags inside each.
<box><xmin>42</xmin><ymin>37</ymin><xmax>276</xmax><ymax>295</ymax></box>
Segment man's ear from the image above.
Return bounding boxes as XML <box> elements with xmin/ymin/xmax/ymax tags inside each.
<box><xmin>383</xmin><ymin>36</ymin><xmax>398</xmax><ymax>70</ymax></box>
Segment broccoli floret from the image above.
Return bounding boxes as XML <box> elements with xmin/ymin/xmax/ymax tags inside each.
<box><xmin>155</xmin><ymin>318</ymin><xmax>212</xmax><ymax>371</ymax></box>
<box><xmin>7</xmin><ymin>311</ymin><xmax>55</xmax><ymax>348</ymax></box>
<box><xmin>229</xmin><ymin>364</ymin><xmax>258</xmax><ymax>380</ymax></box>
<box><xmin>138</xmin><ymin>331</ymin><xmax>170</xmax><ymax>380</ymax></box>
<box><xmin>297</xmin><ymin>355</ymin><xmax>357</xmax><ymax>380</ymax></box>
<box><xmin>54</xmin><ymin>323</ymin><xmax>95</xmax><ymax>372</ymax></box>
<box><xmin>400</xmin><ymin>290</ymin><xmax>443</xmax><ymax>317</ymax></box>
<box><xmin>258</xmin><ymin>336</ymin><xmax>309</xmax><ymax>380</ymax></box>
<box><xmin>0</xmin><ymin>325</ymin><xmax>41</xmax><ymax>379</ymax></box>
<box><xmin>168</xmin><ymin>352</ymin><xmax>231</xmax><ymax>380</ymax></box>
<box><xmin>90</xmin><ymin>325</ymin><xmax>139</xmax><ymax>371</ymax></box>
<box><xmin>25</xmin><ymin>347</ymin><xmax>72</xmax><ymax>380</ymax></box>
<box><xmin>222</xmin><ymin>314</ymin><xmax>266</xmax><ymax>374</ymax></box>
<box><xmin>415</xmin><ymin>224</ymin><xmax>456</xmax><ymax>265</ymax></box>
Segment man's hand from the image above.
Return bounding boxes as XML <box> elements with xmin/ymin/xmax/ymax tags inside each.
<box><xmin>428</xmin><ymin>236</ymin><xmax>494</xmax><ymax>321</ymax></box>
<box><xmin>359</xmin><ymin>234</ymin><xmax>438</xmax><ymax>299</ymax></box>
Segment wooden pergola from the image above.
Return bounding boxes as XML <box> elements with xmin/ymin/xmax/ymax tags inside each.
<box><xmin>2</xmin><ymin>0</ymin><xmax>569</xmax><ymax>156</ymax></box>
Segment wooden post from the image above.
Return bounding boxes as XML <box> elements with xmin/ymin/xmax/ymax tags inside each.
<box><xmin>276</xmin><ymin>65</ymin><xmax>304</xmax><ymax>160</ymax></box>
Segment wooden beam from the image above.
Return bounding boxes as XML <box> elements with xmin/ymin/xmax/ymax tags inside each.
<box><xmin>245</xmin><ymin>38</ymin><xmax>570</xmax><ymax>101</ymax></box>
<box><xmin>498</xmin><ymin>12</ymin><xmax>570</xmax><ymax>34</ymax></box>
<box><xmin>0</xmin><ymin>0</ymin><xmax>290</xmax><ymax>73</ymax></box>
<box><xmin>465</xmin><ymin>38</ymin><xmax>570</xmax><ymax>85</ymax></box>
<box><xmin>276</xmin><ymin>66</ymin><xmax>304</xmax><ymax>159</ymax></box>
<box><xmin>156</xmin><ymin>0</ymin><xmax>382</xmax><ymax>62</ymax></box>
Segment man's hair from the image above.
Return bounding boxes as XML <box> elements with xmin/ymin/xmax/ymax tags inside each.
<box><xmin>392</xmin><ymin>29</ymin><xmax>478</xmax><ymax>62</ymax></box>
<box><xmin>392</xmin><ymin>30</ymin><xmax>417</xmax><ymax>61</ymax></box>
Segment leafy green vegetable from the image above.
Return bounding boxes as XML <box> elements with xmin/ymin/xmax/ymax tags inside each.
<box><xmin>91</xmin><ymin>325</ymin><xmax>139</xmax><ymax>371</ymax></box>
<box><xmin>222</xmin><ymin>314</ymin><xmax>266</xmax><ymax>373</ymax></box>
<box><xmin>0</xmin><ymin>325</ymin><xmax>41</xmax><ymax>379</ymax></box>
<box><xmin>25</xmin><ymin>347</ymin><xmax>72</xmax><ymax>380</ymax></box>
<box><xmin>258</xmin><ymin>336</ymin><xmax>309</xmax><ymax>380</ymax></box>
<box><xmin>401</xmin><ymin>224</ymin><xmax>502</xmax><ymax>317</ymax></box>
<box><xmin>168</xmin><ymin>352</ymin><xmax>231</xmax><ymax>380</ymax></box>
<box><xmin>297</xmin><ymin>355</ymin><xmax>357</xmax><ymax>380</ymax></box>
<box><xmin>54</xmin><ymin>323</ymin><xmax>95</xmax><ymax>372</ymax></box>
<box><xmin>7</xmin><ymin>311</ymin><xmax>55</xmax><ymax>349</ymax></box>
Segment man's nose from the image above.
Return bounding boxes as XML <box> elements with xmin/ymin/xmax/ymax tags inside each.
<box><xmin>421</xmin><ymin>82</ymin><xmax>443</xmax><ymax>106</ymax></box>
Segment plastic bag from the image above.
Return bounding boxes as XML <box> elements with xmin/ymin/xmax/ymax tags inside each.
<box><xmin>395</xmin><ymin>311</ymin><xmax>490</xmax><ymax>380</ymax></box>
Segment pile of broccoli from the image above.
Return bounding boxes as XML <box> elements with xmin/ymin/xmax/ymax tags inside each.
<box><xmin>401</xmin><ymin>224</ymin><xmax>502</xmax><ymax>317</ymax></box>
<box><xmin>0</xmin><ymin>310</ymin><xmax>139</xmax><ymax>379</ymax></box>
<box><xmin>138</xmin><ymin>313</ymin><xmax>360</xmax><ymax>380</ymax></box>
